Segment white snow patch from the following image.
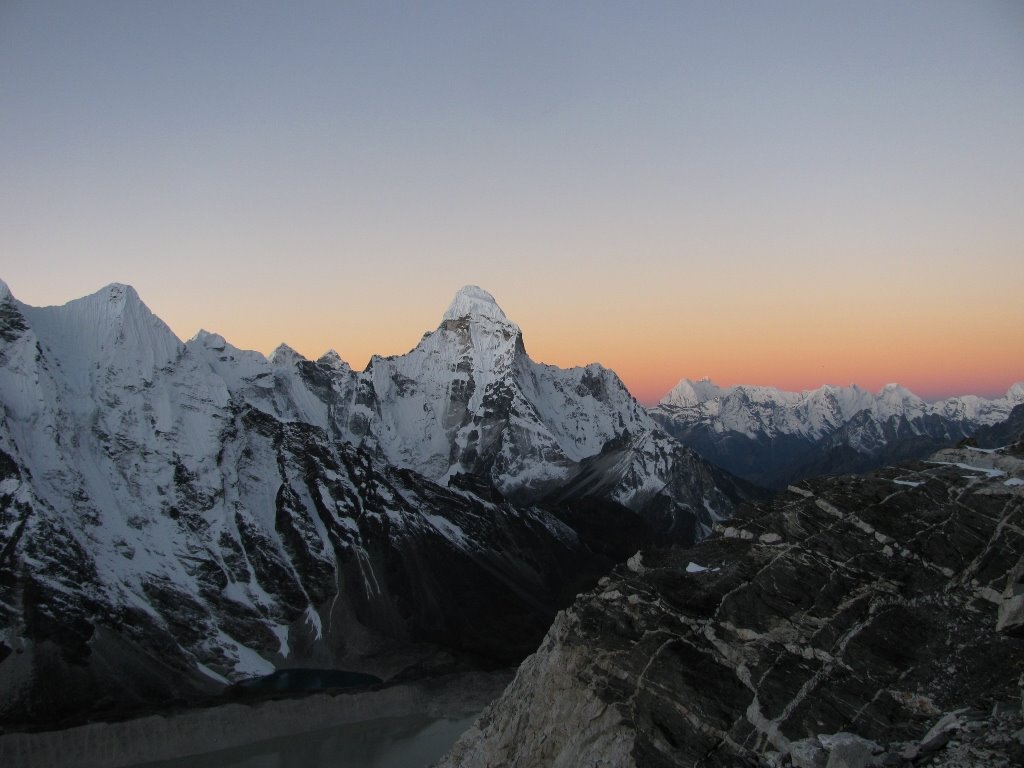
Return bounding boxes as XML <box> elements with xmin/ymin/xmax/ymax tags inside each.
<box><xmin>304</xmin><ymin>605</ymin><xmax>323</xmax><ymax>640</ymax></box>
<box><xmin>1004</xmin><ymin>478</ymin><xmax>1024</xmax><ymax>487</ymax></box>
<box><xmin>221</xmin><ymin>582</ymin><xmax>255</xmax><ymax>608</ymax></box>
<box><xmin>271</xmin><ymin>624</ymin><xmax>291</xmax><ymax>657</ymax></box>
<box><xmin>443</xmin><ymin>285</ymin><xmax>510</xmax><ymax>323</ymax></box>
<box><xmin>195</xmin><ymin>662</ymin><xmax>230</xmax><ymax>685</ymax></box>
<box><xmin>928</xmin><ymin>461</ymin><xmax>1006</xmax><ymax>478</ymax></box>
<box><xmin>686</xmin><ymin>561</ymin><xmax>714</xmax><ymax>573</ymax></box>
<box><xmin>702</xmin><ymin>497</ymin><xmax>723</xmax><ymax>522</ymax></box>
<box><xmin>421</xmin><ymin>512</ymin><xmax>469</xmax><ymax>547</ymax></box>
<box><xmin>892</xmin><ymin>479</ymin><xmax>923</xmax><ymax>488</ymax></box>
<box><xmin>243</xmin><ymin>575</ymin><xmax>277</xmax><ymax>609</ymax></box>
<box><xmin>216</xmin><ymin>632</ymin><xmax>275</xmax><ymax>677</ymax></box>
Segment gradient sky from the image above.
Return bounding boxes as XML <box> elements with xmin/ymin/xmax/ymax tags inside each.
<box><xmin>2</xmin><ymin>1</ymin><xmax>1022</xmax><ymax>404</ymax></box>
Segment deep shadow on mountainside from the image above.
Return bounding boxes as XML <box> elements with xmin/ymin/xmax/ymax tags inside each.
<box><xmin>972</xmin><ymin>403</ymin><xmax>1024</xmax><ymax>451</ymax></box>
<box><xmin>0</xmin><ymin>281</ymin><xmax>751</xmax><ymax>730</ymax></box>
<box><xmin>653</xmin><ymin>410</ymin><xmax>1021</xmax><ymax>490</ymax></box>
<box><xmin>440</xmin><ymin>430</ymin><xmax>1024</xmax><ymax>767</ymax></box>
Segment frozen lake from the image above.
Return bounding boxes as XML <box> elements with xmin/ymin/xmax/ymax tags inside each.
<box><xmin>131</xmin><ymin>712</ymin><xmax>477</xmax><ymax>768</ymax></box>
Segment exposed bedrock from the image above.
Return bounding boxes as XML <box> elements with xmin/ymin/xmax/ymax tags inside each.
<box><xmin>440</xmin><ymin>446</ymin><xmax>1024</xmax><ymax>767</ymax></box>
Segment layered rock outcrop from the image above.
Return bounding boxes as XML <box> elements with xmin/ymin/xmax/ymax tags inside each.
<box><xmin>441</xmin><ymin>445</ymin><xmax>1024</xmax><ymax>767</ymax></box>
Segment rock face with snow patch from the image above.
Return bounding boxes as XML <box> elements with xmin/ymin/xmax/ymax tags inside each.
<box><xmin>0</xmin><ymin>280</ymin><xmax>742</xmax><ymax>727</ymax></box>
<box><xmin>651</xmin><ymin>378</ymin><xmax>1024</xmax><ymax>487</ymax></box>
<box><xmin>440</xmin><ymin>442</ymin><xmax>1024</xmax><ymax>767</ymax></box>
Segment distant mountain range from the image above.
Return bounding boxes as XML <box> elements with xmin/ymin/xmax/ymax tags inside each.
<box><xmin>651</xmin><ymin>377</ymin><xmax>1024</xmax><ymax>487</ymax></box>
<box><xmin>0</xmin><ymin>280</ymin><xmax>743</xmax><ymax>726</ymax></box>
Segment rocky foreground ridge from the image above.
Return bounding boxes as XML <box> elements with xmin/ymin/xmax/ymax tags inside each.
<box><xmin>440</xmin><ymin>441</ymin><xmax>1024</xmax><ymax>767</ymax></box>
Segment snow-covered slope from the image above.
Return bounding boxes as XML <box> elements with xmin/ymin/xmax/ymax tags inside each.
<box><xmin>309</xmin><ymin>286</ymin><xmax>742</xmax><ymax>534</ymax></box>
<box><xmin>652</xmin><ymin>377</ymin><xmax>1024</xmax><ymax>486</ymax></box>
<box><xmin>172</xmin><ymin>285</ymin><xmax>738</xmax><ymax>535</ymax></box>
<box><xmin>0</xmin><ymin>280</ymin><xmax>742</xmax><ymax>726</ymax></box>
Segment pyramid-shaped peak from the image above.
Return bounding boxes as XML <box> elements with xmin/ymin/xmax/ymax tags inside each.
<box><xmin>77</xmin><ymin>282</ymin><xmax>143</xmax><ymax>311</ymax></box>
<box><xmin>102</xmin><ymin>282</ymin><xmax>138</xmax><ymax>299</ymax></box>
<box><xmin>443</xmin><ymin>285</ymin><xmax>512</xmax><ymax>324</ymax></box>
<box><xmin>660</xmin><ymin>378</ymin><xmax>721</xmax><ymax>407</ymax></box>
<box><xmin>63</xmin><ymin>283</ymin><xmax>161</xmax><ymax>325</ymax></box>
<box><xmin>189</xmin><ymin>329</ymin><xmax>227</xmax><ymax>348</ymax></box>
<box><xmin>878</xmin><ymin>382</ymin><xmax>917</xmax><ymax>398</ymax></box>
<box><xmin>269</xmin><ymin>343</ymin><xmax>306</xmax><ymax>366</ymax></box>
<box><xmin>317</xmin><ymin>349</ymin><xmax>351</xmax><ymax>372</ymax></box>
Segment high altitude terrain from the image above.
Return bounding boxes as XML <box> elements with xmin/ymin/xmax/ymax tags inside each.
<box><xmin>0</xmin><ymin>280</ymin><xmax>742</xmax><ymax>727</ymax></box>
<box><xmin>653</xmin><ymin>378</ymin><xmax>1023</xmax><ymax>487</ymax></box>
<box><xmin>442</xmin><ymin>440</ymin><xmax>1024</xmax><ymax>767</ymax></box>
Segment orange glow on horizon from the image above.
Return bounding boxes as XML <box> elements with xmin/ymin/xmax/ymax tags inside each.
<box><xmin>7</xmin><ymin>274</ymin><xmax>1022</xmax><ymax>410</ymax></box>
<box><xmin>3</xmin><ymin>2</ymin><xmax>1022</xmax><ymax>413</ymax></box>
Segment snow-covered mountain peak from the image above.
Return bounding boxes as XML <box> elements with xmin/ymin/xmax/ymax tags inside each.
<box><xmin>659</xmin><ymin>378</ymin><xmax>722</xmax><ymax>407</ymax></box>
<box><xmin>652</xmin><ymin>375</ymin><xmax>1024</xmax><ymax>487</ymax></box>
<box><xmin>189</xmin><ymin>329</ymin><xmax>228</xmax><ymax>349</ymax></box>
<box><xmin>17</xmin><ymin>282</ymin><xmax>182</xmax><ymax>393</ymax></box>
<box><xmin>875</xmin><ymin>383</ymin><xmax>925</xmax><ymax>420</ymax></box>
<box><xmin>67</xmin><ymin>282</ymin><xmax>150</xmax><ymax>317</ymax></box>
<box><xmin>101</xmin><ymin>281</ymin><xmax>137</xmax><ymax>304</ymax></box>
<box><xmin>0</xmin><ymin>277</ymin><xmax>11</xmax><ymax>301</ymax></box>
<box><xmin>877</xmin><ymin>382</ymin><xmax>919</xmax><ymax>401</ymax></box>
<box><xmin>269</xmin><ymin>343</ymin><xmax>305</xmax><ymax>367</ymax></box>
<box><xmin>317</xmin><ymin>349</ymin><xmax>351</xmax><ymax>372</ymax></box>
<box><xmin>443</xmin><ymin>285</ymin><xmax>512</xmax><ymax>325</ymax></box>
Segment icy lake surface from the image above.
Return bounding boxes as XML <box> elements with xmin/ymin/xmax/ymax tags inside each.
<box><xmin>130</xmin><ymin>712</ymin><xmax>476</xmax><ymax>768</ymax></box>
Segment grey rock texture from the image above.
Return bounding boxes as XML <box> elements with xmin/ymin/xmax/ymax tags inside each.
<box><xmin>439</xmin><ymin>445</ymin><xmax>1024</xmax><ymax>767</ymax></box>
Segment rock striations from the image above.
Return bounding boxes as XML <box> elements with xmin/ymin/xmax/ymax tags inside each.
<box><xmin>439</xmin><ymin>443</ymin><xmax>1024</xmax><ymax>767</ymax></box>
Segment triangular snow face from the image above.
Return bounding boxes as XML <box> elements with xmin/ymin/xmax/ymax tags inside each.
<box><xmin>17</xmin><ymin>283</ymin><xmax>184</xmax><ymax>394</ymax></box>
<box><xmin>443</xmin><ymin>285</ymin><xmax>514</xmax><ymax>325</ymax></box>
<box><xmin>344</xmin><ymin>286</ymin><xmax>663</xmax><ymax>500</ymax></box>
<box><xmin>269</xmin><ymin>343</ymin><xmax>306</xmax><ymax>367</ymax></box>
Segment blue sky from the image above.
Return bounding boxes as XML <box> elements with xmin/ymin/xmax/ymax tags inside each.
<box><xmin>2</xmin><ymin>1</ymin><xmax>1022</xmax><ymax>401</ymax></box>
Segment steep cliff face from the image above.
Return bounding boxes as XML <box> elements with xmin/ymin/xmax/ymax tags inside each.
<box><xmin>440</xmin><ymin>444</ymin><xmax>1024</xmax><ymax>767</ymax></box>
